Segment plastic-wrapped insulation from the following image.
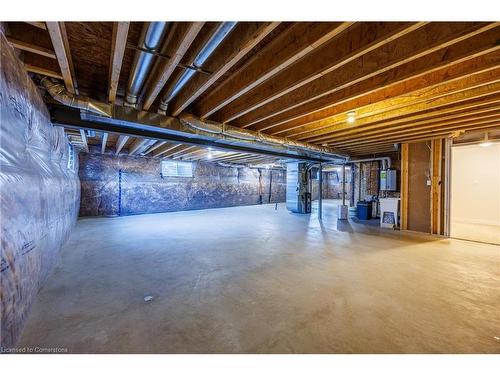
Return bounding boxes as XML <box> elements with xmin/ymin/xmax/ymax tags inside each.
<box><xmin>0</xmin><ymin>32</ymin><xmax>80</xmax><ymax>348</ymax></box>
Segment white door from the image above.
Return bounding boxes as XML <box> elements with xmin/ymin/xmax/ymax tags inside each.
<box><xmin>450</xmin><ymin>143</ymin><xmax>500</xmax><ymax>244</ymax></box>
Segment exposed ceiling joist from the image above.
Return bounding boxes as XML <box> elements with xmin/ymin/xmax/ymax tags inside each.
<box><xmin>115</xmin><ymin>135</ymin><xmax>130</xmax><ymax>155</ymax></box>
<box><xmin>193</xmin><ymin>22</ymin><xmax>351</xmax><ymax>119</ymax></box>
<box><xmin>46</xmin><ymin>22</ymin><xmax>78</xmax><ymax>94</ymax></box>
<box><xmin>169</xmin><ymin>22</ymin><xmax>281</xmax><ymax>116</ymax></box>
<box><xmin>6</xmin><ymin>36</ymin><xmax>56</xmax><ymax>59</ymax></box>
<box><xmin>143</xmin><ymin>22</ymin><xmax>204</xmax><ymax>110</ymax></box>
<box><xmin>260</xmin><ymin>57</ymin><xmax>500</xmax><ymax>134</ymax></box>
<box><xmin>101</xmin><ymin>132</ymin><xmax>108</xmax><ymax>154</ymax></box>
<box><xmin>213</xmin><ymin>22</ymin><xmax>424</xmax><ymax>123</ymax></box>
<box><xmin>24</xmin><ymin>64</ymin><xmax>63</xmax><ymax>79</ymax></box>
<box><xmin>230</xmin><ymin>22</ymin><xmax>499</xmax><ymax>128</ymax></box>
<box><xmin>108</xmin><ymin>22</ymin><xmax>130</xmax><ymax>103</ymax></box>
<box><xmin>79</xmin><ymin>129</ymin><xmax>89</xmax><ymax>152</ymax></box>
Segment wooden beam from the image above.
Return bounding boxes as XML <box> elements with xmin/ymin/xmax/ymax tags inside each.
<box><xmin>152</xmin><ymin>143</ymin><xmax>183</xmax><ymax>157</ymax></box>
<box><xmin>46</xmin><ymin>22</ymin><xmax>77</xmax><ymax>94</ymax></box>
<box><xmin>332</xmin><ymin>121</ymin><xmax>500</xmax><ymax>152</ymax></box>
<box><xmin>101</xmin><ymin>132</ymin><xmax>108</xmax><ymax>154</ymax></box>
<box><xmin>430</xmin><ymin>139</ymin><xmax>443</xmax><ymax>235</ymax></box>
<box><xmin>129</xmin><ymin>138</ymin><xmax>149</xmax><ymax>155</ymax></box>
<box><xmin>174</xmin><ymin>148</ymin><xmax>206</xmax><ymax>160</ymax></box>
<box><xmin>143</xmin><ymin>22</ymin><xmax>204</xmax><ymax>110</ymax></box>
<box><xmin>299</xmin><ymin>83</ymin><xmax>500</xmax><ymax>142</ymax></box>
<box><xmin>193</xmin><ymin>22</ymin><xmax>351</xmax><ymax>118</ymax></box>
<box><xmin>170</xmin><ymin>22</ymin><xmax>281</xmax><ymax>116</ymax></box>
<box><xmin>108</xmin><ymin>22</ymin><xmax>130</xmax><ymax>103</ymax></box>
<box><xmin>115</xmin><ymin>135</ymin><xmax>130</xmax><ymax>155</ymax></box>
<box><xmin>143</xmin><ymin>141</ymin><xmax>166</xmax><ymax>155</ymax></box>
<box><xmin>234</xmin><ymin>23</ymin><xmax>499</xmax><ymax>128</ymax></box>
<box><xmin>25</xmin><ymin>22</ymin><xmax>47</xmax><ymax>30</ymax></box>
<box><xmin>24</xmin><ymin>64</ymin><xmax>63</xmax><ymax>79</ymax></box>
<box><xmin>264</xmin><ymin>60</ymin><xmax>500</xmax><ymax>135</ymax></box>
<box><xmin>212</xmin><ymin>22</ymin><xmax>425</xmax><ymax>123</ymax></box>
<box><xmin>6</xmin><ymin>37</ymin><xmax>56</xmax><ymax>59</ymax></box>
<box><xmin>164</xmin><ymin>145</ymin><xmax>196</xmax><ymax>159</ymax></box>
<box><xmin>79</xmin><ymin>129</ymin><xmax>89</xmax><ymax>152</ymax></box>
<box><xmin>329</xmin><ymin>107</ymin><xmax>500</xmax><ymax>147</ymax></box>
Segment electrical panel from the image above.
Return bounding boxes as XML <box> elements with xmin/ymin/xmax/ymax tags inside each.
<box><xmin>380</xmin><ymin>169</ymin><xmax>397</xmax><ymax>191</ymax></box>
<box><xmin>286</xmin><ymin>162</ymin><xmax>312</xmax><ymax>214</ymax></box>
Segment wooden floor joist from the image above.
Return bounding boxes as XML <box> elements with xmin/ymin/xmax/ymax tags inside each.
<box><xmin>5</xmin><ymin>21</ymin><xmax>499</xmax><ymax>158</ymax></box>
<box><xmin>46</xmin><ymin>22</ymin><xmax>78</xmax><ymax>94</ymax></box>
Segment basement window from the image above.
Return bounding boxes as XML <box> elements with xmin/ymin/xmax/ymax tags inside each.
<box><xmin>161</xmin><ymin>160</ymin><xmax>193</xmax><ymax>178</ymax></box>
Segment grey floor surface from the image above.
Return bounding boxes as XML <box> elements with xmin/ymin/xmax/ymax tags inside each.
<box><xmin>18</xmin><ymin>200</ymin><xmax>500</xmax><ymax>353</ymax></box>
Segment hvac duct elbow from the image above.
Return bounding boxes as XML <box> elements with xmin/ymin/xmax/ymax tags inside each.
<box><xmin>41</xmin><ymin>77</ymin><xmax>112</xmax><ymax>117</ymax></box>
<box><xmin>126</xmin><ymin>22</ymin><xmax>168</xmax><ymax>105</ymax></box>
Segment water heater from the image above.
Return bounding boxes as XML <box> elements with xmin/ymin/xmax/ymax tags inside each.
<box><xmin>380</xmin><ymin>169</ymin><xmax>397</xmax><ymax>191</ymax></box>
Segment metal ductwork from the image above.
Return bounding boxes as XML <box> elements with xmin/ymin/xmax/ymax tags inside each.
<box><xmin>126</xmin><ymin>22</ymin><xmax>168</xmax><ymax>105</ymax></box>
<box><xmin>158</xmin><ymin>22</ymin><xmax>237</xmax><ymax>113</ymax></box>
<box><xmin>347</xmin><ymin>157</ymin><xmax>391</xmax><ymax>169</ymax></box>
<box><xmin>179</xmin><ymin>114</ymin><xmax>347</xmax><ymax>160</ymax></box>
<box><xmin>40</xmin><ymin>77</ymin><xmax>112</xmax><ymax>118</ymax></box>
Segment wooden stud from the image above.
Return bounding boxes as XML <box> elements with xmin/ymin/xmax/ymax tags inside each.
<box><xmin>233</xmin><ymin>23</ymin><xmax>499</xmax><ymax>128</ymax></box>
<box><xmin>46</xmin><ymin>22</ymin><xmax>78</xmax><ymax>94</ymax></box>
<box><xmin>267</xmin><ymin>63</ymin><xmax>500</xmax><ymax>136</ymax></box>
<box><xmin>79</xmin><ymin>129</ymin><xmax>89</xmax><ymax>152</ymax></box>
<box><xmin>24</xmin><ymin>64</ymin><xmax>63</xmax><ymax>79</ymax></box>
<box><xmin>170</xmin><ymin>22</ymin><xmax>281</xmax><ymax>116</ymax></box>
<box><xmin>128</xmin><ymin>138</ymin><xmax>149</xmax><ymax>156</ymax></box>
<box><xmin>6</xmin><ymin>37</ymin><xmax>56</xmax><ymax>59</ymax></box>
<box><xmin>194</xmin><ymin>22</ymin><xmax>352</xmax><ymax>118</ymax></box>
<box><xmin>143</xmin><ymin>22</ymin><xmax>204</xmax><ymax>110</ymax></box>
<box><xmin>101</xmin><ymin>132</ymin><xmax>108</xmax><ymax>154</ymax></box>
<box><xmin>25</xmin><ymin>22</ymin><xmax>47</xmax><ymax>30</ymax></box>
<box><xmin>115</xmin><ymin>135</ymin><xmax>130</xmax><ymax>155</ymax></box>
<box><xmin>108</xmin><ymin>22</ymin><xmax>130</xmax><ymax>103</ymax></box>
<box><xmin>213</xmin><ymin>22</ymin><xmax>425</xmax><ymax>123</ymax></box>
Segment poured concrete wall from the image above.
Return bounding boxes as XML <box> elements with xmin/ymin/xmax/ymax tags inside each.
<box><xmin>79</xmin><ymin>152</ymin><xmax>287</xmax><ymax>216</ymax></box>
<box><xmin>0</xmin><ymin>32</ymin><xmax>80</xmax><ymax>347</ymax></box>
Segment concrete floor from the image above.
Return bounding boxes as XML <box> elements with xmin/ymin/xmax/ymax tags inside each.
<box><xmin>18</xmin><ymin>200</ymin><xmax>500</xmax><ymax>353</ymax></box>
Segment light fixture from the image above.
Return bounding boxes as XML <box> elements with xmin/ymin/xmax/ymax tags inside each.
<box><xmin>480</xmin><ymin>132</ymin><xmax>492</xmax><ymax>147</ymax></box>
<box><xmin>346</xmin><ymin>111</ymin><xmax>356</xmax><ymax>124</ymax></box>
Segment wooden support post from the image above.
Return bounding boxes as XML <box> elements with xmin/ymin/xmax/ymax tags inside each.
<box><xmin>400</xmin><ymin>143</ymin><xmax>409</xmax><ymax>230</ymax></box>
<box><xmin>443</xmin><ymin>137</ymin><xmax>452</xmax><ymax>237</ymax></box>
<box><xmin>430</xmin><ymin>139</ymin><xmax>443</xmax><ymax>234</ymax></box>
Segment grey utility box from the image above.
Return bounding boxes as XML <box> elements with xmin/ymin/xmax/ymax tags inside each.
<box><xmin>380</xmin><ymin>169</ymin><xmax>397</xmax><ymax>191</ymax></box>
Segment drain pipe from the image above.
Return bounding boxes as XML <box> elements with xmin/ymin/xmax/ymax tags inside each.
<box><xmin>40</xmin><ymin>77</ymin><xmax>112</xmax><ymax>117</ymax></box>
<box><xmin>158</xmin><ymin>22</ymin><xmax>237</xmax><ymax>114</ymax></box>
<box><xmin>125</xmin><ymin>22</ymin><xmax>168</xmax><ymax>106</ymax></box>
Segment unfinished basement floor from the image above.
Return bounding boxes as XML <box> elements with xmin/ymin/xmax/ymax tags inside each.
<box><xmin>18</xmin><ymin>200</ymin><xmax>500</xmax><ymax>353</ymax></box>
